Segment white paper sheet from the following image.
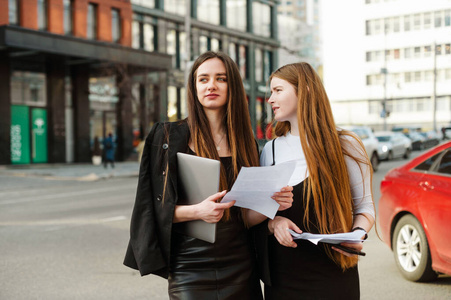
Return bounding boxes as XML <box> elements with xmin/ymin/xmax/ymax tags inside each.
<box><xmin>288</xmin><ymin>229</ymin><xmax>366</xmax><ymax>245</ymax></box>
<box><xmin>221</xmin><ymin>161</ymin><xmax>296</xmax><ymax>219</ymax></box>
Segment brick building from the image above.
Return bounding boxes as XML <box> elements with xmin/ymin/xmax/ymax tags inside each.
<box><xmin>1</xmin><ymin>0</ymin><xmax>171</xmax><ymax>164</ymax></box>
<box><xmin>1</xmin><ymin>0</ymin><xmax>280</xmax><ymax>165</ymax></box>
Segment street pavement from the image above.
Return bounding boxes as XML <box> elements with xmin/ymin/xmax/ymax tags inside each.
<box><xmin>0</xmin><ymin>161</ymin><xmax>140</xmax><ymax>183</ymax></box>
<box><xmin>1</xmin><ymin>153</ymin><xmax>451</xmax><ymax>299</ymax></box>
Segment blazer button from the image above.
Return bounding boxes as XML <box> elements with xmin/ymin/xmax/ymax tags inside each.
<box><xmin>162</xmin><ymin>143</ymin><xmax>168</xmax><ymax>150</ymax></box>
<box><xmin>162</xmin><ymin>170</ymin><xmax>166</xmax><ymax>176</ymax></box>
<box><xmin>156</xmin><ymin>195</ymin><xmax>162</xmax><ymax>201</ymax></box>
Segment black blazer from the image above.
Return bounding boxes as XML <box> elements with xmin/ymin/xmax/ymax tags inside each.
<box><xmin>123</xmin><ymin>120</ymin><xmax>190</xmax><ymax>278</ymax></box>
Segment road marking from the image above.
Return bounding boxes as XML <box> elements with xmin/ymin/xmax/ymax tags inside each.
<box><xmin>0</xmin><ymin>215</ymin><xmax>129</xmax><ymax>227</ymax></box>
<box><xmin>0</xmin><ymin>185</ymin><xmax>134</xmax><ymax>205</ymax></box>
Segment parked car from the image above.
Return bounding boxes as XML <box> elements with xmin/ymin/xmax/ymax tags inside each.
<box><xmin>342</xmin><ymin>126</ymin><xmax>379</xmax><ymax>172</ymax></box>
<box><xmin>404</xmin><ymin>131</ymin><xmax>427</xmax><ymax>150</ymax></box>
<box><xmin>419</xmin><ymin>130</ymin><xmax>441</xmax><ymax>148</ymax></box>
<box><xmin>379</xmin><ymin>142</ymin><xmax>451</xmax><ymax>282</ymax></box>
<box><xmin>375</xmin><ymin>131</ymin><xmax>412</xmax><ymax>160</ymax></box>
<box><xmin>444</xmin><ymin>126</ymin><xmax>451</xmax><ymax>139</ymax></box>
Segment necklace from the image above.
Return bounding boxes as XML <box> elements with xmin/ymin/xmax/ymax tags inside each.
<box><xmin>214</xmin><ymin>133</ymin><xmax>226</xmax><ymax>151</ymax></box>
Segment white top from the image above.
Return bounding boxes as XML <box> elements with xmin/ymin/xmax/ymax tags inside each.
<box><xmin>260</xmin><ymin>132</ymin><xmax>375</xmax><ymax>219</ymax></box>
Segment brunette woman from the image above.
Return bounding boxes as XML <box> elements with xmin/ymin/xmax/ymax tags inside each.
<box><xmin>124</xmin><ymin>51</ymin><xmax>293</xmax><ymax>299</ymax></box>
<box><xmin>258</xmin><ymin>62</ymin><xmax>375</xmax><ymax>299</ymax></box>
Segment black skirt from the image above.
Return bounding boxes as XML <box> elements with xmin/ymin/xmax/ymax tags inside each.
<box><xmin>168</xmin><ymin>156</ymin><xmax>262</xmax><ymax>300</ymax></box>
<box><xmin>264</xmin><ymin>181</ymin><xmax>359</xmax><ymax>300</ymax></box>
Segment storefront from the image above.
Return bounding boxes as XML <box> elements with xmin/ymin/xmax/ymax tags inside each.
<box><xmin>0</xmin><ymin>25</ymin><xmax>171</xmax><ymax>165</ymax></box>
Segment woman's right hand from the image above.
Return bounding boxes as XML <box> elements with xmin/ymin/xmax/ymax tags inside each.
<box><xmin>268</xmin><ymin>216</ymin><xmax>302</xmax><ymax>248</ymax></box>
<box><xmin>195</xmin><ymin>191</ymin><xmax>235</xmax><ymax>223</ymax></box>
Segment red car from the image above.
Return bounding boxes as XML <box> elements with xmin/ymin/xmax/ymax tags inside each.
<box><xmin>379</xmin><ymin>141</ymin><xmax>451</xmax><ymax>282</ymax></box>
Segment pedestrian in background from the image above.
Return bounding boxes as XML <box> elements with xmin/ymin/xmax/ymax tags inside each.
<box><xmin>103</xmin><ymin>133</ymin><xmax>115</xmax><ymax>168</ymax></box>
<box><xmin>123</xmin><ymin>51</ymin><xmax>293</xmax><ymax>299</ymax></box>
<box><xmin>256</xmin><ymin>62</ymin><xmax>375</xmax><ymax>299</ymax></box>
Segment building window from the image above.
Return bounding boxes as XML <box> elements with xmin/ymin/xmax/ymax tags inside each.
<box><xmin>9</xmin><ymin>0</ymin><xmax>19</xmax><ymax>25</ymax></box>
<box><xmin>445</xmin><ymin>10</ymin><xmax>450</xmax><ymax>26</ymax></box>
<box><xmin>423</xmin><ymin>12</ymin><xmax>431</xmax><ymax>29</ymax></box>
<box><xmin>143</xmin><ymin>23</ymin><xmax>155</xmax><ymax>51</ymax></box>
<box><xmin>199</xmin><ymin>36</ymin><xmax>208</xmax><ymax>54</ymax></box>
<box><xmin>37</xmin><ymin>0</ymin><xmax>47</xmax><ymax>30</ymax></box>
<box><xmin>63</xmin><ymin>0</ymin><xmax>73</xmax><ymax>35</ymax></box>
<box><xmin>404</xmin><ymin>47</ymin><xmax>411</xmax><ymax>59</ymax></box>
<box><xmin>11</xmin><ymin>71</ymin><xmax>47</xmax><ymax>106</ymax></box>
<box><xmin>227</xmin><ymin>0</ymin><xmax>247</xmax><ymax>31</ymax></box>
<box><xmin>132</xmin><ymin>14</ymin><xmax>157</xmax><ymax>51</ymax></box>
<box><xmin>87</xmin><ymin>3</ymin><xmax>97</xmax><ymax>39</ymax></box>
<box><xmin>255</xmin><ymin>48</ymin><xmax>263</xmax><ymax>82</ymax></box>
<box><xmin>434</xmin><ymin>11</ymin><xmax>442</xmax><ymax>28</ymax></box>
<box><xmin>166</xmin><ymin>28</ymin><xmax>186</xmax><ymax>69</ymax></box>
<box><xmin>165</xmin><ymin>0</ymin><xmax>186</xmax><ymax>16</ymax></box>
<box><xmin>253</xmin><ymin>2</ymin><xmax>271</xmax><ymax>37</ymax></box>
<box><xmin>210</xmin><ymin>38</ymin><xmax>220</xmax><ymax>52</ymax></box>
<box><xmin>238</xmin><ymin>45</ymin><xmax>248</xmax><ymax>79</ymax></box>
<box><xmin>168</xmin><ymin>86</ymin><xmax>178</xmax><ymax>121</ymax></box>
<box><xmin>413</xmin><ymin>13</ymin><xmax>421</xmax><ymax>30</ymax></box>
<box><xmin>197</xmin><ymin>0</ymin><xmax>220</xmax><ymax>25</ymax></box>
<box><xmin>446</xmin><ymin>44</ymin><xmax>451</xmax><ymax>55</ymax></box>
<box><xmin>403</xmin><ymin>15</ymin><xmax>411</xmax><ymax>31</ymax></box>
<box><xmin>393</xmin><ymin>16</ymin><xmax>400</xmax><ymax>32</ymax></box>
<box><xmin>179</xmin><ymin>32</ymin><xmax>187</xmax><ymax>70</ymax></box>
<box><xmin>264</xmin><ymin>50</ymin><xmax>272</xmax><ymax>81</ymax></box>
<box><xmin>132</xmin><ymin>21</ymin><xmax>140</xmax><ymax>49</ymax></box>
<box><xmin>229</xmin><ymin>42</ymin><xmax>237</xmax><ymax>62</ymax></box>
<box><xmin>167</xmin><ymin>29</ymin><xmax>177</xmax><ymax>67</ymax></box>
<box><xmin>112</xmin><ymin>9</ymin><xmax>121</xmax><ymax>43</ymax></box>
<box><xmin>131</xmin><ymin>0</ymin><xmax>155</xmax><ymax>8</ymax></box>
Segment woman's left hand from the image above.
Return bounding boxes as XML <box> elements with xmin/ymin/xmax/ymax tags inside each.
<box><xmin>332</xmin><ymin>241</ymin><xmax>364</xmax><ymax>257</ymax></box>
<box><xmin>272</xmin><ymin>186</ymin><xmax>293</xmax><ymax>211</ymax></box>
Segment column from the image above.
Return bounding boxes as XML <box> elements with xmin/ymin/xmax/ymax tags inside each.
<box><xmin>0</xmin><ymin>52</ymin><xmax>11</xmax><ymax>164</ymax></box>
<box><xmin>46</xmin><ymin>56</ymin><xmax>66</xmax><ymax>163</ymax></box>
<box><xmin>71</xmin><ymin>65</ymin><xmax>91</xmax><ymax>163</ymax></box>
<box><xmin>116</xmin><ymin>66</ymin><xmax>133</xmax><ymax>161</ymax></box>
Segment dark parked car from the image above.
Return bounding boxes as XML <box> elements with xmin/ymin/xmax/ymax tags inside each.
<box><xmin>404</xmin><ymin>131</ymin><xmax>427</xmax><ymax>150</ymax></box>
<box><xmin>379</xmin><ymin>142</ymin><xmax>451</xmax><ymax>282</ymax></box>
<box><xmin>419</xmin><ymin>130</ymin><xmax>441</xmax><ymax>148</ymax></box>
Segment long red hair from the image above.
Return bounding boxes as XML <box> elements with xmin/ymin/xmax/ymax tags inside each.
<box><xmin>271</xmin><ymin>62</ymin><xmax>373</xmax><ymax>270</ymax></box>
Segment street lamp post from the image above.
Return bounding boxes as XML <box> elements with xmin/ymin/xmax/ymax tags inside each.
<box><xmin>432</xmin><ymin>42</ymin><xmax>437</xmax><ymax>132</ymax></box>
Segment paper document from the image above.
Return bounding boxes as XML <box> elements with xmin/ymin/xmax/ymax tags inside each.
<box><xmin>288</xmin><ymin>229</ymin><xmax>366</xmax><ymax>245</ymax></box>
<box><xmin>222</xmin><ymin>161</ymin><xmax>296</xmax><ymax>219</ymax></box>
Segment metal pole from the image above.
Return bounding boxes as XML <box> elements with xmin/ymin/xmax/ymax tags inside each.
<box><xmin>184</xmin><ymin>0</ymin><xmax>191</xmax><ymax>85</ymax></box>
<box><xmin>382</xmin><ymin>24</ymin><xmax>388</xmax><ymax>131</ymax></box>
<box><xmin>432</xmin><ymin>42</ymin><xmax>437</xmax><ymax>132</ymax></box>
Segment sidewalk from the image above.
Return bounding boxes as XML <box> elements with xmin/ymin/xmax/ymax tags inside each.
<box><xmin>0</xmin><ymin>161</ymin><xmax>140</xmax><ymax>181</ymax></box>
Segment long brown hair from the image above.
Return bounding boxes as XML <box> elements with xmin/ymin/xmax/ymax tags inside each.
<box><xmin>271</xmin><ymin>62</ymin><xmax>373</xmax><ymax>270</ymax></box>
<box><xmin>187</xmin><ymin>51</ymin><xmax>259</xmax><ymax>220</ymax></box>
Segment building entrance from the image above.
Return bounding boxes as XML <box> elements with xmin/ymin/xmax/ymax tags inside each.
<box><xmin>11</xmin><ymin>105</ymin><xmax>48</xmax><ymax>164</ymax></box>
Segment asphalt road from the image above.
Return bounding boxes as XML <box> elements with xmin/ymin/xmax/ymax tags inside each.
<box><xmin>1</xmin><ymin>151</ymin><xmax>450</xmax><ymax>299</ymax></box>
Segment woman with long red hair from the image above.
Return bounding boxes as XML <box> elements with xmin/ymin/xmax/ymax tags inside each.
<box><xmin>258</xmin><ymin>62</ymin><xmax>375</xmax><ymax>299</ymax></box>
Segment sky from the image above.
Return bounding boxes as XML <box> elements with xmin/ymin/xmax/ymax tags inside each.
<box><xmin>321</xmin><ymin>0</ymin><xmax>366</xmax><ymax>101</ymax></box>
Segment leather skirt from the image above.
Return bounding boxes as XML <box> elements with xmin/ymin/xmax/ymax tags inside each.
<box><xmin>169</xmin><ymin>207</ymin><xmax>263</xmax><ymax>300</ymax></box>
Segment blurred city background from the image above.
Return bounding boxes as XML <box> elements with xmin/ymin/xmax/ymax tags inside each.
<box><xmin>1</xmin><ymin>0</ymin><xmax>451</xmax><ymax>299</ymax></box>
<box><xmin>2</xmin><ymin>0</ymin><xmax>450</xmax><ymax>165</ymax></box>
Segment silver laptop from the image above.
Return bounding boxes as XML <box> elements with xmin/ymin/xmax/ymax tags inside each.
<box><xmin>176</xmin><ymin>152</ymin><xmax>221</xmax><ymax>243</ymax></box>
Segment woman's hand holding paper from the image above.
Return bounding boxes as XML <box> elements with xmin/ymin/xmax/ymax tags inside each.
<box><xmin>269</xmin><ymin>216</ymin><xmax>302</xmax><ymax>248</ymax></box>
<box><xmin>272</xmin><ymin>186</ymin><xmax>294</xmax><ymax>211</ymax></box>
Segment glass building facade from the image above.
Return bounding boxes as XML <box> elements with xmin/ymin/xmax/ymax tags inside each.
<box><xmin>132</xmin><ymin>0</ymin><xmax>279</xmax><ymax>144</ymax></box>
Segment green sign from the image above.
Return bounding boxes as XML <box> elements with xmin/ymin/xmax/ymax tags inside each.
<box><xmin>11</xmin><ymin>105</ymin><xmax>31</xmax><ymax>164</ymax></box>
<box><xmin>31</xmin><ymin>108</ymin><xmax>48</xmax><ymax>163</ymax></box>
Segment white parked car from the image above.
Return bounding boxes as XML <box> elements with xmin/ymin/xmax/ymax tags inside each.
<box><xmin>342</xmin><ymin>126</ymin><xmax>380</xmax><ymax>172</ymax></box>
<box><xmin>375</xmin><ymin>131</ymin><xmax>412</xmax><ymax>160</ymax></box>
